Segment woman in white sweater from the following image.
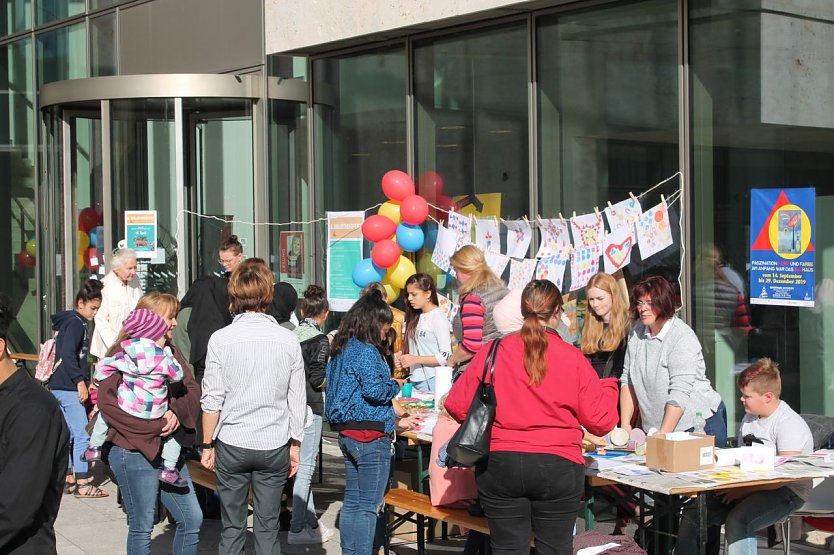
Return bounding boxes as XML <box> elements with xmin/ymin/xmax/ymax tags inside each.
<box><xmin>90</xmin><ymin>248</ymin><xmax>142</xmax><ymax>359</ymax></box>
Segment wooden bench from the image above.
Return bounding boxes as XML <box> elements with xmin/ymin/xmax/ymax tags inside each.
<box><xmin>383</xmin><ymin>488</ymin><xmax>491</xmax><ymax>554</ymax></box>
<box><xmin>184</xmin><ymin>460</ymin><xmax>255</xmax><ymax>505</ymax></box>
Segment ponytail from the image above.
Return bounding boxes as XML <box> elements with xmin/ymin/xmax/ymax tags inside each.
<box><xmin>520</xmin><ymin>316</ymin><xmax>549</xmax><ymax>386</ymax></box>
<box><xmin>519</xmin><ymin>279</ymin><xmax>564</xmax><ymax>386</ymax></box>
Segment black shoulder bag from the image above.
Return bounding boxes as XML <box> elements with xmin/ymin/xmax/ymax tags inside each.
<box><xmin>446</xmin><ymin>338</ymin><xmax>502</xmax><ymax>467</ymax></box>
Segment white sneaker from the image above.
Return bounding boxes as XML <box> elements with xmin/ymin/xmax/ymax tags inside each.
<box><xmin>288</xmin><ymin>524</ymin><xmax>334</xmax><ymax>544</ymax></box>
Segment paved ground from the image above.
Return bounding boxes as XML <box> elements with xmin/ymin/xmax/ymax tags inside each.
<box><xmin>55</xmin><ymin>435</ymin><xmax>834</xmax><ymax>554</ymax></box>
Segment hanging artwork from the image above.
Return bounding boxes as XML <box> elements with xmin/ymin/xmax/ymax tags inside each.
<box><xmin>431</xmin><ymin>224</ymin><xmax>458</xmax><ymax>273</ymax></box>
<box><xmin>570</xmin><ymin>212</ymin><xmax>604</xmax><ymax>253</ymax></box>
<box><xmin>602</xmin><ymin>227</ymin><xmax>634</xmax><ymax>274</ymax></box>
<box><xmin>570</xmin><ymin>245</ymin><xmax>600</xmax><ymax>292</ymax></box>
<box><xmin>447</xmin><ymin>211</ymin><xmax>472</xmax><ymax>251</ymax></box>
<box><xmin>483</xmin><ymin>249</ymin><xmax>511</xmax><ymax>279</ymax></box>
<box><xmin>635</xmin><ymin>201</ymin><xmax>674</xmax><ymax>260</ymax></box>
<box><xmin>475</xmin><ymin>218</ymin><xmax>501</xmax><ymax>253</ymax></box>
<box><xmin>535</xmin><ymin>218</ymin><xmax>572</xmax><ymax>259</ymax></box>
<box><xmin>605</xmin><ymin>197</ymin><xmax>643</xmax><ymax>232</ymax></box>
<box><xmin>504</xmin><ymin>219</ymin><xmax>533</xmax><ymax>259</ymax></box>
<box><xmin>535</xmin><ymin>254</ymin><xmax>568</xmax><ymax>291</ymax></box>
<box><xmin>508</xmin><ymin>258</ymin><xmax>538</xmax><ymax>290</ymax></box>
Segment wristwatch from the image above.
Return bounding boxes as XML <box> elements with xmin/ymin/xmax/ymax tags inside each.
<box><xmin>198</xmin><ymin>442</ymin><xmax>214</xmax><ymax>449</ymax></box>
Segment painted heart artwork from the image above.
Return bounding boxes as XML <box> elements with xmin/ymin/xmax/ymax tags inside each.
<box><xmin>603</xmin><ymin>226</ymin><xmax>634</xmax><ymax>274</ymax></box>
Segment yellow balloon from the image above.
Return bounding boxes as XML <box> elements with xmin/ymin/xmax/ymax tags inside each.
<box><xmin>25</xmin><ymin>239</ymin><xmax>37</xmax><ymax>257</ymax></box>
<box><xmin>381</xmin><ymin>282</ymin><xmax>400</xmax><ymax>304</ymax></box>
<box><xmin>77</xmin><ymin>230</ymin><xmax>90</xmax><ymax>251</ymax></box>
<box><xmin>378</xmin><ymin>201</ymin><xmax>401</xmax><ymax>225</ymax></box>
<box><xmin>385</xmin><ymin>255</ymin><xmax>416</xmax><ymax>290</ymax></box>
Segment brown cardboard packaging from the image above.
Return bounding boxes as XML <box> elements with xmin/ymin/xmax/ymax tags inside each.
<box><xmin>646</xmin><ymin>433</ymin><xmax>715</xmax><ymax>472</ymax></box>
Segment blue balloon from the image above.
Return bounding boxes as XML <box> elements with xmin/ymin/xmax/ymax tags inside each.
<box><xmin>395</xmin><ymin>223</ymin><xmax>425</xmax><ymax>252</ymax></box>
<box><xmin>352</xmin><ymin>258</ymin><xmax>386</xmax><ymax>288</ymax></box>
<box><xmin>89</xmin><ymin>226</ymin><xmax>104</xmax><ymax>248</ymax></box>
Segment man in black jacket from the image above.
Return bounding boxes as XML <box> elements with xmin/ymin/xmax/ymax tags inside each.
<box><xmin>0</xmin><ymin>294</ymin><xmax>70</xmax><ymax>554</ymax></box>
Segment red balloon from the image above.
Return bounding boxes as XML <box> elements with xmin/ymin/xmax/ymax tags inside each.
<box><xmin>417</xmin><ymin>171</ymin><xmax>445</xmax><ymax>200</ymax></box>
<box><xmin>78</xmin><ymin>207</ymin><xmax>101</xmax><ymax>233</ymax></box>
<box><xmin>362</xmin><ymin>214</ymin><xmax>397</xmax><ymax>243</ymax></box>
<box><xmin>84</xmin><ymin>248</ymin><xmax>100</xmax><ymax>271</ymax></box>
<box><xmin>371</xmin><ymin>239</ymin><xmax>402</xmax><ymax>269</ymax></box>
<box><xmin>400</xmin><ymin>195</ymin><xmax>429</xmax><ymax>225</ymax></box>
<box><xmin>16</xmin><ymin>250</ymin><xmax>35</xmax><ymax>268</ymax></box>
<box><xmin>381</xmin><ymin>170</ymin><xmax>415</xmax><ymax>202</ymax></box>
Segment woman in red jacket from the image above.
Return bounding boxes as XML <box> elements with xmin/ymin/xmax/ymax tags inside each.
<box><xmin>445</xmin><ymin>279</ymin><xmax>619</xmax><ymax>555</ymax></box>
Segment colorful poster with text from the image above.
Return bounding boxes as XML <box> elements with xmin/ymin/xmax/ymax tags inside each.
<box><xmin>326</xmin><ymin>211</ymin><xmax>364</xmax><ymax>312</ymax></box>
<box><xmin>750</xmin><ymin>188</ymin><xmax>815</xmax><ymax>307</ymax></box>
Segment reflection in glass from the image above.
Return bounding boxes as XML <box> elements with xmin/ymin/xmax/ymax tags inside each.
<box><xmin>313</xmin><ymin>46</ymin><xmax>407</xmax><ymax>281</ymax></box>
<box><xmin>36</xmin><ymin>0</ymin><xmax>84</xmax><ymax>25</ymax></box>
<box><xmin>183</xmin><ymin>98</ymin><xmax>254</xmax><ymax>280</ymax></box>
<box><xmin>268</xmin><ymin>100</ymin><xmax>308</xmax><ymax>295</ymax></box>
<box><xmin>111</xmin><ymin>99</ymin><xmax>177</xmax><ymax>295</ymax></box>
<box><xmin>537</xmin><ymin>1</ymin><xmax>680</xmax><ymax>292</ymax></box>
<box><xmin>1</xmin><ymin>38</ymin><xmax>36</xmax><ymax>351</ymax></box>
<box><xmin>1</xmin><ymin>0</ymin><xmax>32</xmax><ymax>36</ymax></box>
<box><xmin>91</xmin><ymin>14</ymin><xmax>117</xmax><ymax>77</ymax></box>
<box><xmin>37</xmin><ymin>22</ymin><xmax>87</xmax><ymax>86</ymax></box>
<box><xmin>690</xmin><ymin>1</ymin><xmax>834</xmax><ymax>431</ymax></box>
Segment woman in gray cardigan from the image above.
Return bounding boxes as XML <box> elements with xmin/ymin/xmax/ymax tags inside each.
<box><xmin>619</xmin><ymin>275</ymin><xmax>727</xmax><ymax>447</ymax></box>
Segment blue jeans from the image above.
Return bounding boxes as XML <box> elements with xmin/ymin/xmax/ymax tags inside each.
<box><xmin>52</xmin><ymin>389</ymin><xmax>90</xmax><ymax>479</ymax></box>
<box><xmin>676</xmin><ymin>486</ymin><xmax>804</xmax><ymax>555</ymax></box>
<box><xmin>109</xmin><ymin>446</ymin><xmax>202</xmax><ymax>555</ymax></box>
<box><xmin>338</xmin><ymin>435</ymin><xmax>392</xmax><ymax>555</ymax></box>
<box><xmin>290</xmin><ymin>413</ymin><xmax>323</xmax><ymax>532</ymax></box>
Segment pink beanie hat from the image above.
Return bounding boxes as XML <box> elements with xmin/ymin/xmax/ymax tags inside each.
<box><xmin>122</xmin><ymin>308</ymin><xmax>168</xmax><ymax>341</ymax></box>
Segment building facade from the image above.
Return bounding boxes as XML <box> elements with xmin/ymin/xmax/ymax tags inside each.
<box><xmin>2</xmin><ymin>0</ymin><xmax>833</xmax><ymax>432</ymax></box>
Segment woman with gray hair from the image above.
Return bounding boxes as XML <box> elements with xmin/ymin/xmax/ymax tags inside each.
<box><xmin>90</xmin><ymin>248</ymin><xmax>142</xmax><ymax>359</ymax></box>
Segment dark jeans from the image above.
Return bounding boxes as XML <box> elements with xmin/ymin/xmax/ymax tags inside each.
<box><xmin>215</xmin><ymin>439</ymin><xmax>290</xmax><ymax>555</ymax></box>
<box><xmin>108</xmin><ymin>446</ymin><xmax>202</xmax><ymax>555</ymax></box>
<box><xmin>476</xmin><ymin>451</ymin><xmax>583</xmax><ymax>555</ymax></box>
<box><xmin>339</xmin><ymin>435</ymin><xmax>392</xmax><ymax>555</ymax></box>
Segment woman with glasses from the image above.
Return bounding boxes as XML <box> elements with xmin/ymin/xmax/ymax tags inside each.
<box><xmin>619</xmin><ymin>275</ymin><xmax>727</xmax><ymax>448</ymax></box>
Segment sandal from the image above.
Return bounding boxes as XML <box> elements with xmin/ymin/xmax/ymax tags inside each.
<box><xmin>74</xmin><ymin>484</ymin><xmax>109</xmax><ymax>498</ymax></box>
<box><xmin>64</xmin><ymin>478</ymin><xmax>77</xmax><ymax>495</ymax></box>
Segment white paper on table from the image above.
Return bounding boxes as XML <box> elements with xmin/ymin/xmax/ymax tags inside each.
<box><xmin>434</xmin><ymin>367</ymin><xmax>454</xmax><ymax>405</ymax></box>
<box><xmin>416</xmin><ymin>413</ymin><xmax>438</xmax><ymax>436</ymax></box>
<box><xmin>578</xmin><ymin>543</ymin><xmax>621</xmax><ymax>555</ymax></box>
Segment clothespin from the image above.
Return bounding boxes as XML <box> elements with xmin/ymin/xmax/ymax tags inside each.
<box><xmin>660</xmin><ymin>194</ymin><xmax>666</xmax><ymax>206</ymax></box>
<box><xmin>559</xmin><ymin>212</ymin><xmax>566</xmax><ymax>224</ymax></box>
<box><xmin>572</xmin><ymin>211</ymin><xmax>577</xmax><ymax>220</ymax></box>
<box><xmin>523</xmin><ymin>215</ymin><xmax>530</xmax><ymax>227</ymax></box>
<box><xmin>594</xmin><ymin>206</ymin><xmax>600</xmax><ymax>218</ymax></box>
<box><xmin>494</xmin><ymin>216</ymin><xmax>499</xmax><ymax>228</ymax></box>
<box><xmin>629</xmin><ymin>191</ymin><xmax>637</xmax><ymax>201</ymax></box>
<box><xmin>607</xmin><ymin>201</ymin><xmax>614</xmax><ymax>210</ymax></box>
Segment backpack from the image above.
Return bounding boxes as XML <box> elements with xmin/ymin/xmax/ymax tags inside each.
<box><xmin>35</xmin><ymin>331</ymin><xmax>62</xmax><ymax>383</ymax></box>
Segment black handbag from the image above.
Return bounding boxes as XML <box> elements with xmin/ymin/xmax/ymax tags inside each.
<box><xmin>446</xmin><ymin>338</ymin><xmax>502</xmax><ymax>467</ymax></box>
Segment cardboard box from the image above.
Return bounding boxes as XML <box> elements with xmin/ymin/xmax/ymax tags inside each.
<box><xmin>646</xmin><ymin>433</ymin><xmax>715</xmax><ymax>472</ymax></box>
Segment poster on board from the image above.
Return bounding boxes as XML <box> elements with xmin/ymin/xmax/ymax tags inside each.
<box><xmin>125</xmin><ymin>210</ymin><xmax>158</xmax><ymax>259</ymax></box>
<box><xmin>326</xmin><ymin>211</ymin><xmax>364</xmax><ymax>312</ymax></box>
<box><xmin>750</xmin><ymin>188</ymin><xmax>815</xmax><ymax>307</ymax></box>
<box><xmin>279</xmin><ymin>231</ymin><xmax>307</xmax><ymax>295</ymax></box>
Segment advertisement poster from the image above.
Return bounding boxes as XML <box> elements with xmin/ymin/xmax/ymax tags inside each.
<box><xmin>279</xmin><ymin>231</ymin><xmax>307</xmax><ymax>295</ymax></box>
<box><xmin>750</xmin><ymin>188</ymin><xmax>815</xmax><ymax>307</ymax></box>
<box><xmin>125</xmin><ymin>210</ymin><xmax>158</xmax><ymax>259</ymax></box>
<box><xmin>326</xmin><ymin>211</ymin><xmax>364</xmax><ymax>312</ymax></box>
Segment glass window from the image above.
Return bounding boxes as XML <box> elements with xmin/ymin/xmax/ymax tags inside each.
<box><xmin>414</xmin><ymin>23</ymin><xmax>529</xmax><ymax>293</ymax></box>
<box><xmin>37</xmin><ymin>22</ymin><xmax>87</xmax><ymax>86</ymax></box>
<box><xmin>69</xmin><ymin>114</ymin><xmax>104</xmax><ymax>295</ymax></box>
<box><xmin>269</xmin><ymin>54</ymin><xmax>307</xmax><ymax>81</ymax></box>
<box><xmin>690</xmin><ymin>1</ymin><xmax>834</xmax><ymax>432</ymax></box>
<box><xmin>1</xmin><ymin>38</ymin><xmax>37</xmax><ymax>352</ymax></box>
<box><xmin>110</xmin><ymin>99</ymin><xmax>178</xmax><ymax>295</ymax></box>
<box><xmin>90</xmin><ymin>13</ymin><xmax>117</xmax><ymax>77</ymax></box>
<box><xmin>1</xmin><ymin>0</ymin><xmax>32</xmax><ymax>36</ymax></box>
<box><xmin>36</xmin><ymin>0</ymin><xmax>84</xmax><ymax>25</ymax></box>
<box><xmin>312</xmin><ymin>46</ymin><xmax>407</xmax><ymax>284</ymax></box>
<box><xmin>90</xmin><ymin>0</ymin><xmax>128</xmax><ymax>9</ymax></box>
<box><xmin>537</xmin><ymin>1</ymin><xmax>680</xmax><ymax>293</ymax></box>
<box><xmin>268</xmin><ymin>100</ymin><xmax>309</xmax><ymax>295</ymax></box>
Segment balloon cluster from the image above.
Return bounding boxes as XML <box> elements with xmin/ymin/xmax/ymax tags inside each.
<box><xmin>353</xmin><ymin>171</ymin><xmax>430</xmax><ymax>303</ymax></box>
<box><xmin>77</xmin><ymin>207</ymin><xmax>104</xmax><ymax>272</ymax></box>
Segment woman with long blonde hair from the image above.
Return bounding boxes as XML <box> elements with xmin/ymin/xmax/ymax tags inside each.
<box><xmin>445</xmin><ymin>280</ymin><xmax>619</xmax><ymax>553</ymax></box>
<box><xmin>446</xmin><ymin>245</ymin><xmax>509</xmax><ymax>373</ymax></box>
<box><xmin>580</xmin><ymin>272</ymin><xmax>630</xmax><ymax>379</ymax></box>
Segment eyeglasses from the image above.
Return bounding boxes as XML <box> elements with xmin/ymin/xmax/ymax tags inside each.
<box><xmin>635</xmin><ymin>300</ymin><xmax>654</xmax><ymax>308</ymax></box>
<box><xmin>218</xmin><ymin>256</ymin><xmax>239</xmax><ymax>266</ymax></box>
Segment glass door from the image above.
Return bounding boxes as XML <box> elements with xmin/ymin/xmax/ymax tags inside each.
<box><xmin>184</xmin><ymin>99</ymin><xmax>255</xmax><ymax>279</ymax></box>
